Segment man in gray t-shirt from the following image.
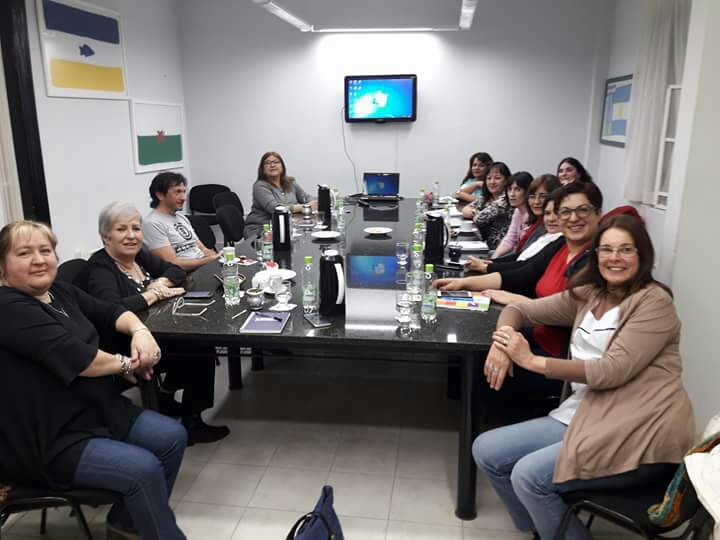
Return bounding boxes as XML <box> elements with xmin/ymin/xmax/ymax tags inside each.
<box><xmin>142</xmin><ymin>173</ymin><xmax>217</xmax><ymax>271</ymax></box>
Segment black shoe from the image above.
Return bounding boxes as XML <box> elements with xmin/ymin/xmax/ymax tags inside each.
<box><xmin>182</xmin><ymin>417</ymin><xmax>230</xmax><ymax>446</ymax></box>
<box><xmin>157</xmin><ymin>392</ymin><xmax>183</xmax><ymax>417</ymax></box>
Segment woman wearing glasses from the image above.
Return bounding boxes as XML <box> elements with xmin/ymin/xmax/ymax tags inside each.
<box><xmin>87</xmin><ymin>202</ymin><xmax>229</xmax><ymax>445</ymax></box>
<box><xmin>244</xmin><ymin>151</ymin><xmax>316</xmax><ymax>240</ymax></box>
<box><xmin>472</xmin><ymin>214</ymin><xmax>694</xmax><ymax>539</ymax></box>
<box><xmin>436</xmin><ymin>182</ymin><xmax>604</xmax><ymax>395</ymax></box>
<box><xmin>465</xmin><ymin>174</ymin><xmax>562</xmax><ymax>273</ymax></box>
<box><xmin>0</xmin><ymin>220</ymin><xmax>187</xmax><ymax>539</ymax></box>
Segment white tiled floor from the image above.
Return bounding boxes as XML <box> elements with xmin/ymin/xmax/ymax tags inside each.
<box><xmin>1</xmin><ymin>357</ymin><xmax>639</xmax><ymax>539</ymax></box>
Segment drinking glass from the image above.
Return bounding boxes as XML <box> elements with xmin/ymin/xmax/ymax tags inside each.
<box><xmin>314</xmin><ymin>211</ymin><xmax>325</xmax><ymax>229</ymax></box>
<box><xmin>395</xmin><ymin>241</ymin><xmax>409</xmax><ymax>265</ymax></box>
<box><xmin>269</xmin><ymin>275</ymin><xmax>283</xmax><ymax>294</ymax></box>
<box><xmin>275</xmin><ymin>283</ymin><xmax>292</xmax><ymax>310</ymax></box>
<box><xmin>395</xmin><ymin>291</ymin><xmax>412</xmax><ymax>331</ymax></box>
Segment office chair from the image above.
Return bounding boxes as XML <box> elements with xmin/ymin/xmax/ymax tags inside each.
<box><xmin>188</xmin><ymin>184</ymin><xmax>230</xmax><ymax>226</ymax></box>
<box><xmin>56</xmin><ymin>258</ymin><xmax>90</xmax><ymax>291</ymax></box>
<box><xmin>186</xmin><ymin>214</ymin><xmax>217</xmax><ymax>252</ymax></box>
<box><xmin>216</xmin><ymin>204</ymin><xmax>245</xmax><ymax>245</ymax></box>
<box><xmin>212</xmin><ymin>190</ymin><xmax>245</xmax><ymax>216</ymax></box>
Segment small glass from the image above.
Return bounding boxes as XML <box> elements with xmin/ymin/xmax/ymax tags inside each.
<box><xmin>395</xmin><ymin>266</ymin><xmax>407</xmax><ymax>285</ymax></box>
<box><xmin>269</xmin><ymin>275</ymin><xmax>284</xmax><ymax>294</ymax></box>
<box><xmin>395</xmin><ymin>291</ymin><xmax>412</xmax><ymax>332</ymax></box>
<box><xmin>314</xmin><ymin>211</ymin><xmax>325</xmax><ymax>229</ymax></box>
<box><xmin>275</xmin><ymin>283</ymin><xmax>292</xmax><ymax>310</ymax></box>
<box><xmin>395</xmin><ymin>241</ymin><xmax>409</xmax><ymax>265</ymax></box>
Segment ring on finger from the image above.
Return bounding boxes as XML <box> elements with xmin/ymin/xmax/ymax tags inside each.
<box><xmin>491</xmin><ymin>366</ymin><xmax>499</xmax><ymax>373</ymax></box>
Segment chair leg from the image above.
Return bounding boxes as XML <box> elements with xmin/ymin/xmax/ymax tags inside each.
<box><xmin>40</xmin><ymin>507</ymin><xmax>47</xmax><ymax>534</ymax></box>
<box><xmin>69</xmin><ymin>503</ymin><xmax>94</xmax><ymax>540</ymax></box>
<box><xmin>554</xmin><ymin>505</ymin><xmax>576</xmax><ymax>540</ymax></box>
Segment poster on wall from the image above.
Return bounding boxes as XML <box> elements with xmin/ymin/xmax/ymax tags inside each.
<box><xmin>36</xmin><ymin>0</ymin><xmax>128</xmax><ymax>99</ymax></box>
<box><xmin>600</xmin><ymin>75</ymin><xmax>633</xmax><ymax>147</ymax></box>
<box><xmin>131</xmin><ymin>101</ymin><xmax>185</xmax><ymax>174</ymax></box>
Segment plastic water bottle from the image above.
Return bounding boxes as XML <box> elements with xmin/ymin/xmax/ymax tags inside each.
<box><xmin>411</xmin><ymin>243</ymin><xmax>424</xmax><ymax>272</ymax></box>
<box><xmin>412</xmin><ymin>222</ymin><xmax>424</xmax><ymax>248</ymax></box>
<box><xmin>417</xmin><ymin>189</ymin><xmax>426</xmax><ymax>213</ymax></box>
<box><xmin>432</xmin><ymin>181</ymin><xmax>440</xmax><ymax>207</ymax></box>
<box><xmin>302</xmin><ymin>256</ymin><xmax>317</xmax><ymax>314</ymax></box>
<box><xmin>421</xmin><ymin>263</ymin><xmax>437</xmax><ymax>323</ymax></box>
<box><xmin>261</xmin><ymin>223</ymin><xmax>273</xmax><ymax>262</ymax></box>
<box><xmin>222</xmin><ymin>254</ymin><xmax>241</xmax><ymax>306</ymax></box>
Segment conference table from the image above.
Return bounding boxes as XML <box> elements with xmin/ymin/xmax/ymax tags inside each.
<box><xmin>143</xmin><ymin>198</ymin><xmax>499</xmax><ymax>520</ymax></box>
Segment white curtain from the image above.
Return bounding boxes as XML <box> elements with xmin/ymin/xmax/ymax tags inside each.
<box><xmin>623</xmin><ymin>0</ymin><xmax>691</xmax><ymax>204</ymax></box>
<box><xmin>0</xmin><ymin>41</ymin><xmax>24</xmax><ymax>226</ymax></box>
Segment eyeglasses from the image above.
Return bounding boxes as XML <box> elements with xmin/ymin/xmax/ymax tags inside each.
<box><xmin>528</xmin><ymin>193</ymin><xmax>548</xmax><ymax>202</ymax></box>
<box><xmin>264</xmin><ymin>160</ymin><xmax>281</xmax><ymax>167</ymax></box>
<box><xmin>596</xmin><ymin>245</ymin><xmax>638</xmax><ymax>258</ymax></box>
<box><xmin>172</xmin><ymin>297</ymin><xmax>215</xmax><ymax>317</ymax></box>
<box><xmin>557</xmin><ymin>204</ymin><xmax>596</xmax><ymax>220</ymax></box>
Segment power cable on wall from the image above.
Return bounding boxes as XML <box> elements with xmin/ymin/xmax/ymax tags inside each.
<box><xmin>340</xmin><ymin>106</ymin><xmax>360</xmax><ymax>194</ymax></box>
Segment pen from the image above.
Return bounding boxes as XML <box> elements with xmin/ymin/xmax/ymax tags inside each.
<box><xmin>257</xmin><ymin>315</ymin><xmax>284</xmax><ymax>322</ymax></box>
<box><xmin>231</xmin><ymin>309</ymin><xmax>248</xmax><ymax>319</ymax></box>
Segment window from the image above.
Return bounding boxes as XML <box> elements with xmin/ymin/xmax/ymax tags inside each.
<box><xmin>653</xmin><ymin>85</ymin><xmax>681</xmax><ymax>209</ymax></box>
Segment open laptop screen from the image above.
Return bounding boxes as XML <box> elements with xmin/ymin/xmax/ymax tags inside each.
<box><xmin>363</xmin><ymin>173</ymin><xmax>400</xmax><ymax>196</ymax></box>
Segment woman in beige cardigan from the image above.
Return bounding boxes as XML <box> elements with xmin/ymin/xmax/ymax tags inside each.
<box><xmin>473</xmin><ymin>214</ymin><xmax>695</xmax><ymax>540</ymax></box>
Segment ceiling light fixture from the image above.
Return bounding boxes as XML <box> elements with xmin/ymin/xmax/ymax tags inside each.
<box><xmin>252</xmin><ymin>0</ymin><xmax>313</xmax><ymax>32</ymax></box>
<box><xmin>312</xmin><ymin>27</ymin><xmax>456</xmax><ymax>34</ymax></box>
<box><xmin>458</xmin><ymin>0</ymin><xmax>478</xmax><ymax>30</ymax></box>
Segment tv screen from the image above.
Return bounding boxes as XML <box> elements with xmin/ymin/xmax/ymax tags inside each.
<box><xmin>344</xmin><ymin>75</ymin><xmax>417</xmax><ymax>123</ymax></box>
<box><xmin>347</xmin><ymin>255</ymin><xmax>399</xmax><ymax>289</ymax></box>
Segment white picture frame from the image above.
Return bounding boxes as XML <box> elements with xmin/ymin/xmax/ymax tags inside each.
<box><xmin>130</xmin><ymin>100</ymin><xmax>185</xmax><ymax>174</ymax></box>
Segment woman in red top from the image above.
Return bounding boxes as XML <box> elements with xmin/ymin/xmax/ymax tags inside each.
<box><xmin>436</xmin><ymin>182</ymin><xmax>603</xmax><ymax>391</ymax></box>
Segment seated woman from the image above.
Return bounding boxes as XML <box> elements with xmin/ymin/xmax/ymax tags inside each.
<box><xmin>244</xmin><ymin>151</ymin><xmax>316</xmax><ymax>240</ymax></box>
<box><xmin>491</xmin><ymin>171</ymin><xmax>533</xmax><ymax>259</ymax></box>
<box><xmin>473</xmin><ymin>214</ymin><xmax>694</xmax><ymax>539</ymax></box>
<box><xmin>465</xmin><ymin>174</ymin><xmax>561</xmax><ymax>273</ymax></box>
<box><xmin>438</xmin><ymin>181</ymin><xmax>604</xmax><ymax>375</ymax></box>
<box><xmin>0</xmin><ymin>220</ymin><xmax>187</xmax><ymax>540</ymax></box>
<box><xmin>87</xmin><ymin>202</ymin><xmax>229</xmax><ymax>445</ymax></box>
<box><xmin>461</xmin><ymin>161</ymin><xmax>513</xmax><ymax>250</ymax></box>
<box><xmin>556</xmin><ymin>156</ymin><xmax>593</xmax><ymax>185</ymax></box>
<box><xmin>454</xmin><ymin>151</ymin><xmax>493</xmax><ymax>204</ymax></box>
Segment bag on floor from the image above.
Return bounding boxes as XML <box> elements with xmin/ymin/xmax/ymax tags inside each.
<box><xmin>286</xmin><ymin>485</ymin><xmax>344</xmax><ymax>540</ymax></box>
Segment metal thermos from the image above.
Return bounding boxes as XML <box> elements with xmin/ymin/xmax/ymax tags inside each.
<box><xmin>319</xmin><ymin>250</ymin><xmax>345</xmax><ymax>316</ymax></box>
<box><xmin>317</xmin><ymin>185</ymin><xmax>332</xmax><ymax>228</ymax></box>
<box><xmin>272</xmin><ymin>205</ymin><xmax>292</xmax><ymax>251</ymax></box>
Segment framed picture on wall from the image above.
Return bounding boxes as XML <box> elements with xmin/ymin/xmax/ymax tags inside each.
<box><xmin>36</xmin><ymin>0</ymin><xmax>129</xmax><ymax>99</ymax></box>
<box><xmin>130</xmin><ymin>101</ymin><xmax>185</xmax><ymax>174</ymax></box>
<box><xmin>600</xmin><ymin>75</ymin><xmax>633</xmax><ymax>147</ymax></box>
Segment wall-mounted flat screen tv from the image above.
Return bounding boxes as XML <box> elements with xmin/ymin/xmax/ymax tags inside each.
<box><xmin>344</xmin><ymin>74</ymin><xmax>417</xmax><ymax>123</ymax></box>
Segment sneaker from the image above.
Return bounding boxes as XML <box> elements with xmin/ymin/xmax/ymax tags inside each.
<box><xmin>106</xmin><ymin>523</ymin><xmax>141</xmax><ymax>540</ymax></box>
<box><xmin>182</xmin><ymin>416</ymin><xmax>230</xmax><ymax>445</ymax></box>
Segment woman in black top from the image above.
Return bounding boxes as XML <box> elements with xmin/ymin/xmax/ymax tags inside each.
<box><xmin>0</xmin><ymin>220</ymin><xmax>186</xmax><ymax>540</ymax></box>
<box><xmin>87</xmin><ymin>202</ymin><xmax>229</xmax><ymax>445</ymax></box>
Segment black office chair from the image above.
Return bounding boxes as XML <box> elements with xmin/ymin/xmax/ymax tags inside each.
<box><xmin>56</xmin><ymin>258</ymin><xmax>90</xmax><ymax>291</ymax></box>
<box><xmin>555</xmin><ymin>471</ymin><xmax>714</xmax><ymax>539</ymax></box>
<box><xmin>188</xmin><ymin>184</ymin><xmax>230</xmax><ymax>226</ymax></box>
<box><xmin>216</xmin><ymin>204</ymin><xmax>245</xmax><ymax>246</ymax></box>
<box><xmin>212</xmin><ymin>191</ymin><xmax>245</xmax><ymax>216</ymax></box>
<box><xmin>0</xmin><ymin>486</ymin><xmax>120</xmax><ymax>539</ymax></box>
<box><xmin>186</xmin><ymin>214</ymin><xmax>217</xmax><ymax>252</ymax></box>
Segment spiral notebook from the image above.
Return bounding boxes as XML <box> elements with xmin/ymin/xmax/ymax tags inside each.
<box><xmin>239</xmin><ymin>311</ymin><xmax>291</xmax><ymax>333</ymax></box>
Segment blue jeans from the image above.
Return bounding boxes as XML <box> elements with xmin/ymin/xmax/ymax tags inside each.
<box><xmin>472</xmin><ymin>416</ymin><xmax>675</xmax><ymax>539</ymax></box>
<box><xmin>73</xmin><ymin>410</ymin><xmax>187</xmax><ymax>540</ymax></box>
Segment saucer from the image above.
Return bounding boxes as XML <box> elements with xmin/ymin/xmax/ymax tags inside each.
<box><xmin>311</xmin><ymin>230</ymin><xmax>341</xmax><ymax>239</ymax></box>
<box><xmin>364</xmin><ymin>227</ymin><xmax>392</xmax><ymax>236</ymax></box>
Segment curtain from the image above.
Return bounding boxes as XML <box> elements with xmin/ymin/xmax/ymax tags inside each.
<box><xmin>622</xmin><ymin>0</ymin><xmax>691</xmax><ymax>204</ymax></box>
<box><xmin>0</xmin><ymin>41</ymin><xmax>24</xmax><ymax>226</ymax></box>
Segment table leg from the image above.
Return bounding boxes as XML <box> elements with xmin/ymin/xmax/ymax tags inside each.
<box><xmin>227</xmin><ymin>350</ymin><xmax>243</xmax><ymax>389</ymax></box>
<box><xmin>456</xmin><ymin>351</ymin><xmax>477</xmax><ymax>520</ymax></box>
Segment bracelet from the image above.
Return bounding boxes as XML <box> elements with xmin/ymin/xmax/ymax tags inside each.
<box><xmin>116</xmin><ymin>353</ymin><xmax>132</xmax><ymax>376</ymax></box>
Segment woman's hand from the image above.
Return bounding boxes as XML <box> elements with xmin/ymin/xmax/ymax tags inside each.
<box><xmin>462</xmin><ymin>206</ymin><xmax>476</xmax><ymax>219</ymax></box>
<box><xmin>484</xmin><ymin>344</ymin><xmax>513</xmax><ymax>390</ymax></box>
<box><xmin>483</xmin><ymin>289</ymin><xmax>527</xmax><ymax>306</ymax></box>
<box><xmin>465</xmin><ymin>256</ymin><xmax>490</xmax><ymax>273</ymax></box>
<box><xmin>492</xmin><ymin>326</ymin><xmax>540</xmax><ymax>372</ymax></box>
<box><xmin>130</xmin><ymin>329</ymin><xmax>161</xmax><ymax>375</ymax></box>
<box><xmin>148</xmin><ymin>278</ymin><xmax>173</xmax><ymax>289</ymax></box>
<box><xmin>434</xmin><ymin>277</ymin><xmax>465</xmax><ymax>291</ymax></box>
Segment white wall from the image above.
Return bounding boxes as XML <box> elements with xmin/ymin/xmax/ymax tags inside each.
<box><xmin>664</xmin><ymin>0</ymin><xmax>720</xmax><ymax>431</ymax></box>
<box><xmin>25</xmin><ymin>0</ymin><xmax>189</xmax><ymax>260</ymax></box>
<box><xmin>178</xmin><ymin>0</ymin><xmax>613</xmax><ymax>206</ymax></box>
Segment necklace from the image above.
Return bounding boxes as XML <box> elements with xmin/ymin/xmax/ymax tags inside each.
<box><xmin>114</xmin><ymin>259</ymin><xmax>151</xmax><ymax>292</ymax></box>
<box><xmin>47</xmin><ymin>292</ymin><xmax>69</xmax><ymax>318</ymax></box>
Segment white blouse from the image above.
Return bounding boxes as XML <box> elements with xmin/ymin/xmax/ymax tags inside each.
<box><xmin>549</xmin><ymin>305</ymin><xmax>620</xmax><ymax>425</ymax></box>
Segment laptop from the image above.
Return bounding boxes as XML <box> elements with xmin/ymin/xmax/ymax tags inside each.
<box><xmin>361</xmin><ymin>172</ymin><xmax>401</xmax><ymax>202</ymax></box>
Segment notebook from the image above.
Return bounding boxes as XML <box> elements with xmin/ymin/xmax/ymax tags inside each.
<box><xmin>239</xmin><ymin>311</ymin><xmax>291</xmax><ymax>333</ymax></box>
<box><xmin>361</xmin><ymin>172</ymin><xmax>401</xmax><ymax>201</ymax></box>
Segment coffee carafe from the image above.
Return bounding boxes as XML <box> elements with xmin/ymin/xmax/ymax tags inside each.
<box><xmin>272</xmin><ymin>205</ymin><xmax>292</xmax><ymax>251</ymax></box>
<box><xmin>317</xmin><ymin>185</ymin><xmax>332</xmax><ymax>228</ymax></box>
<box><xmin>424</xmin><ymin>213</ymin><xmax>450</xmax><ymax>265</ymax></box>
<box><xmin>319</xmin><ymin>249</ymin><xmax>345</xmax><ymax>316</ymax></box>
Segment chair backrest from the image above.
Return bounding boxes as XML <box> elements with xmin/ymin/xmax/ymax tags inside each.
<box><xmin>185</xmin><ymin>214</ymin><xmax>217</xmax><ymax>251</ymax></box>
<box><xmin>56</xmin><ymin>258</ymin><xmax>90</xmax><ymax>291</ymax></box>
<box><xmin>212</xmin><ymin>191</ymin><xmax>244</xmax><ymax>216</ymax></box>
<box><xmin>188</xmin><ymin>184</ymin><xmax>230</xmax><ymax>214</ymax></box>
<box><xmin>216</xmin><ymin>204</ymin><xmax>245</xmax><ymax>245</ymax></box>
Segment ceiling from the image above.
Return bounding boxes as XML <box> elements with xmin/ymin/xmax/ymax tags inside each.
<box><xmin>269</xmin><ymin>0</ymin><xmax>465</xmax><ymax>30</ymax></box>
